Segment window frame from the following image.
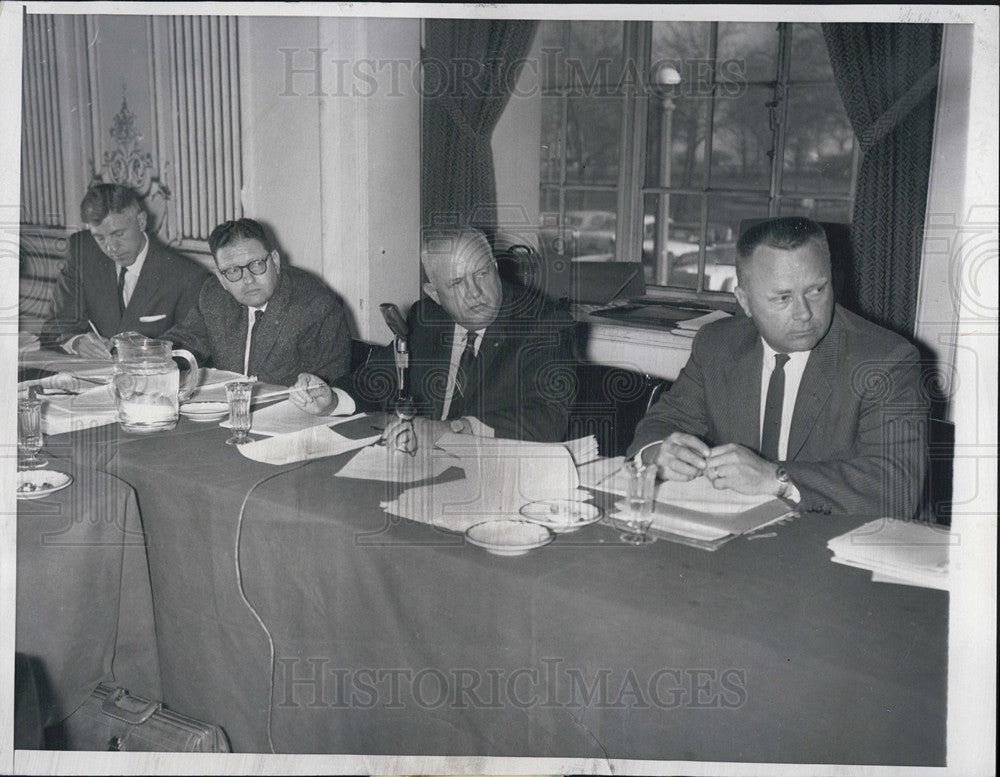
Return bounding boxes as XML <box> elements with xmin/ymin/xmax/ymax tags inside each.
<box><xmin>540</xmin><ymin>20</ymin><xmax>860</xmax><ymax>308</ymax></box>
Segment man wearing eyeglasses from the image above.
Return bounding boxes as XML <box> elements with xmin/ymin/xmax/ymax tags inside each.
<box><xmin>290</xmin><ymin>228</ymin><xmax>576</xmax><ymax>444</ymax></box>
<box><xmin>162</xmin><ymin>218</ymin><xmax>350</xmax><ymax>387</ymax></box>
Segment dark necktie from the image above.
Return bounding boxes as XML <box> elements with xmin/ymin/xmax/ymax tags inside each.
<box><xmin>117</xmin><ymin>266</ymin><xmax>128</xmax><ymax>316</ymax></box>
<box><xmin>448</xmin><ymin>329</ymin><xmax>478</xmax><ymax>419</ymax></box>
<box><xmin>760</xmin><ymin>353</ymin><xmax>790</xmax><ymax>461</ymax></box>
<box><xmin>247</xmin><ymin>309</ymin><xmax>264</xmax><ymax>374</ymax></box>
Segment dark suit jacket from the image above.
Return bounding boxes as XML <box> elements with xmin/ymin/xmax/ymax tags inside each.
<box><xmin>162</xmin><ymin>265</ymin><xmax>350</xmax><ymax>387</ymax></box>
<box><xmin>40</xmin><ymin>231</ymin><xmax>206</xmax><ymax>347</ymax></box>
<box><xmin>343</xmin><ymin>282</ymin><xmax>577</xmax><ymax>442</ymax></box>
<box><xmin>628</xmin><ymin>305</ymin><xmax>927</xmax><ymax>517</ymax></box>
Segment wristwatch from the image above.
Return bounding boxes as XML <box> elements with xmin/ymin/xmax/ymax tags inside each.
<box><xmin>774</xmin><ymin>465</ymin><xmax>791</xmax><ymax>498</ymax></box>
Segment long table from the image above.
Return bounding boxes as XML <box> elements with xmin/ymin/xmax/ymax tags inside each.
<box><xmin>33</xmin><ymin>417</ymin><xmax>948</xmax><ymax>763</ymax></box>
<box><xmin>15</xmin><ymin>427</ymin><xmax>161</xmax><ymax>742</ymax></box>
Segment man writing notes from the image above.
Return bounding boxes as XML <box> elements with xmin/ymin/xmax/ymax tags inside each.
<box><xmin>290</xmin><ymin>228</ymin><xmax>576</xmax><ymax>444</ymax></box>
<box><xmin>629</xmin><ymin>217</ymin><xmax>926</xmax><ymax>517</ymax></box>
<box><xmin>162</xmin><ymin>218</ymin><xmax>350</xmax><ymax>387</ymax></box>
<box><xmin>41</xmin><ymin>184</ymin><xmax>206</xmax><ymax>357</ymax></box>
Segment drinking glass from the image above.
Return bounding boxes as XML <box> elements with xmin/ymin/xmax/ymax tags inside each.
<box><xmin>621</xmin><ymin>459</ymin><xmax>658</xmax><ymax>545</ymax></box>
<box><xmin>17</xmin><ymin>397</ymin><xmax>45</xmax><ymax>469</ymax></box>
<box><xmin>225</xmin><ymin>381</ymin><xmax>254</xmax><ymax>445</ymax></box>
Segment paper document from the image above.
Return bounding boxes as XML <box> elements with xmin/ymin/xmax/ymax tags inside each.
<box><xmin>599</xmin><ymin>465</ymin><xmax>773</xmax><ymax>514</ymax></box>
<box><xmin>39</xmin><ymin>384</ymin><xmax>119</xmax><ymax>435</ymax></box>
<box><xmin>237</xmin><ymin>423</ymin><xmax>380</xmax><ymax>466</ymax></box>
<box><xmin>221</xmin><ymin>399</ymin><xmax>358</xmax><ymax>436</ymax></box>
<box><xmin>675</xmin><ymin>309</ymin><xmax>731</xmax><ymax>330</ymax></box>
<box><xmin>335</xmin><ymin>443</ymin><xmax>461</xmax><ymax>484</ymax></box>
<box><xmin>827</xmin><ymin>519</ymin><xmax>952</xmax><ymax>590</ymax></box>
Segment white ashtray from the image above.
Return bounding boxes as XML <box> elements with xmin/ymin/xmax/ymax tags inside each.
<box><xmin>17</xmin><ymin>469</ymin><xmax>73</xmax><ymax>500</ymax></box>
<box><xmin>519</xmin><ymin>499</ymin><xmax>601</xmax><ymax>533</ymax></box>
<box><xmin>465</xmin><ymin>519</ymin><xmax>554</xmax><ymax>556</ymax></box>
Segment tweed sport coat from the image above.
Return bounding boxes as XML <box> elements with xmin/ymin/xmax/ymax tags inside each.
<box><xmin>162</xmin><ymin>265</ymin><xmax>351</xmax><ymax>387</ymax></box>
<box><xmin>41</xmin><ymin>230</ymin><xmax>206</xmax><ymax>347</ymax></box>
<box><xmin>628</xmin><ymin>305</ymin><xmax>927</xmax><ymax>517</ymax></box>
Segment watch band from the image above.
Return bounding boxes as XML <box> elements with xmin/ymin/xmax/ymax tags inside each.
<box><xmin>774</xmin><ymin>465</ymin><xmax>791</xmax><ymax>498</ymax></box>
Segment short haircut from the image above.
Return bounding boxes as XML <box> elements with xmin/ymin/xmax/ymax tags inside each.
<box><xmin>207</xmin><ymin>218</ymin><xmax>273</xmax><ymax>258</ymax></box>
<box><xmin>420</xmin><ymin>228</ymin><xmax>493</xmax><ymax>282</ymax></box>
<box><xmin>735</xmin><ymin>217</ymin><xmax>830</xmax><ymax>282</ymax></box>
<box><xmin>79</xmin><ymin>184</ymin><xmax>142</xmax><ymax>225</ymax></box>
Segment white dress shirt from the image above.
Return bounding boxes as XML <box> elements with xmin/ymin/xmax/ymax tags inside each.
<box><xmin>64</xmin><ymin>234</ymin><xmax>149</xmax><ymax>353</ymax></box>
<box><xmin>440</xmin><ymin>323</ymin><xmax>493</xmax><ymax>436</ymax></box>
<box><xmin>758</xmin><ymin>339</ymin><xmax>812</xmax><ymax>461</ymax></box>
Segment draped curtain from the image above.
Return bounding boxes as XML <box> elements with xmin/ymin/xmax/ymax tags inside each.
<box><xmin>421</xmin><ymin>19</ymin><xmax>537</xmax><ymax>242</ymax></box>
<box><xmin>822</xmin><ymin>23</ymin><xmax>942</xmax><ymax>337</ymax></box>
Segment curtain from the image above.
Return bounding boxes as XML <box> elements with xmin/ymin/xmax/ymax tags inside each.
<box><xmin>822</xmin><ymin>23</ymin><xmax>942</xmax><ymax>337</ymax></box>
<box><xmin>421</xmin><ymin>19</ymin><xmax>537</xmax><ymax>242</ymax></box>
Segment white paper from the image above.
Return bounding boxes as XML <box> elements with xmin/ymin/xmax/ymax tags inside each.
<box><xmin>237</xmin><ymin>424</ymin><xmax>380</xmax><ymax>466</ymax></box>
<box><xmin>600</xmin><ymin>465</ymin><xmax>772</xmax><ymax>513</ymax></box>
<box><xmin>221</xmin><ymin>400</ymin><xmax>361</xmax><ymax>436</ymax></box>
<box><xmin>39</xmin><ymin>384</ymin><xmax>119</xmax><ymax>435</ymax></box>
<box><xmin>335</xmin><ymin>442</ymin><xmax>461</xmax><ymax>483</ymax></box>
<box><xmin>675</xmin><ymin>309</ymin><xmax>731</xmax><ymax>330</ymax></box>
<box><xmin>827</xmin><ymin>518</ymin><xmax>952</xmax><ymax>590</ymax></box>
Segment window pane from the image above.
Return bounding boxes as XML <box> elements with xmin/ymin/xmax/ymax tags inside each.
<box><xmin>644</xmin><ymin>92</ymin><xmax>710</xmax><ymax>189</ymax></box>
<box><xmin>710</xmin><ymin>84</ymin><xmax>773</xmax><ymax>191</ymax></box>
<box><xmin>564</xmin><ymin>96</ymin><xmax>621</xmax><ymax>184</ymax></box>
<box><xmin>540</xmin><ymin>95</ymin><xmax>563</xmax><ymax>184</ymax></box>
<box><xmin>567</xmin><ymin>21</ymin><xmax>624</xmax><ymax>88</ymax></box>
<box><xmin>717</xmin><ymin>22</ymin><xmax>779</xmax><ymax>83</ymax></box>
<box><xmin>782</xmin><ymin>84</ymin><xmax>855</xmax><ymax>194</ymax></box>
<box><xmin>540</xmin><ymin>21</ymin><xmax>569</xmax><ymax>87</ymax></box>
<box><xmin>790</xmin><ymin>23</ymin><xmax>834</xmax><ymax>82</ymax></box>
<box><xmin>642</xmin><ymin>193</ymin><xmax>705</xmax><ymax>286</ymax></box>
<box><xmin>704</xmin><ymin>194</ymin><xmax>770</xmax><ymax>291</ymax></box>
<box><xmin>539</xmin><ymin>190</ymin><xmax>618</xmax><ymax>262</ymax></box>
<box><xmin>778</xmin><ymin>197</ymin><xmax>852</xmax><ymax>223</ymax></box>
<box><xmin>651</xmin><ymin>22</ymin><xmax>712</xmax><ymax>81</ymax></box>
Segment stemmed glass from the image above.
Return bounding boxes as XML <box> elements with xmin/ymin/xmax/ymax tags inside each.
<box><xmin>225</xmin><ymin>381</ymin><xmax>254</xmax><ymax>445</ymax></box>
<box><xmin>621</xmin><ymin>459</ymin><xmax>658</xmax><ymax>545</ymax></box>
<box><xmin>17</xmin><ymin>397</ymin><xmax>46</xmax><ymax>469</ymax></box>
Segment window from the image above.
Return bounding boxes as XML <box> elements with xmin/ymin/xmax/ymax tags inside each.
<box><xmin>539</xmin><ymin>21</ymin><xmax>858</xmax><ymax>304</ymax></box>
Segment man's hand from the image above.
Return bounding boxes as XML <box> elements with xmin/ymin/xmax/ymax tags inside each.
<box><xmin>289</xmin><ymin>373</ymin><xmax>337</xmax><ymax>415</ymax></box>
<box><xmin>73</xmin><ymin>333</ymin><xmax>112</xmax><ymax>359</ymax></box>
<box><xmin>652</xmin><ymin>432</ymin><xmax>711</xmax><ymax>481</ymax></box>
<box><xmin>382</xmin><ymin>415</ymin><xmax>449</xmax><ymax>456</ymax></box>
<box><xmin>704</xmin><ymin>443</ymin><xmax>778</xmax><ymax>496</ymax></box>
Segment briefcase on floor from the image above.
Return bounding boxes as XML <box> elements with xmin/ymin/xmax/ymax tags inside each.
<box><xmin>63</xmin><ymin>683</ymin><xmax>230</xmax><ymax>752</ymax></box>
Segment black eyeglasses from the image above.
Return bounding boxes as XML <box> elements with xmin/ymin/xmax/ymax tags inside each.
<box><xmin>218</xmin><ymin>256</ymin><xmax>270</xmax><ymax>282</ymax></box>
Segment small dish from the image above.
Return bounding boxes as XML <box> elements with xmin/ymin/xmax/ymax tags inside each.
<box><xmin>465</xmin><ymin>519</ymin><xmax>554</xmax><ymax>556</ymax></box>
<box><xmin>519</xmin><ymin>499</ymin><xmax>601</xmax><ymax>533</ymax></box>
<box><xmin>179</xmin><ymin>401</ymin><xmax>230</xmax><ymax>422</ymax></box>
<box><xmin>17</xmin><ymin>469</ymin><xmax>73</xmax><ymax>500</ymax></box>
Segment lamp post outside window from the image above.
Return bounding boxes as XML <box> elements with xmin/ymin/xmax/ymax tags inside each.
<box><xmin>654</xmin><ymin>64</ymin><xmax>682</xmax><ymax>286</ymax></box>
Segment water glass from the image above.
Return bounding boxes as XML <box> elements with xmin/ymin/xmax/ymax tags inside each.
<box><xmin>621</xmin><ymin>459</ymin><xmax>658</xmax><ymax>545</ymax></box>
<box><xmin>17</xmin><ymin>397</ymin><xmax>45</xmax><ymax>469</ymax></box>
<box><xmin>225</xmin><ymin>381</ymin><xmax>254</xmax><ymax>445</ymax></box>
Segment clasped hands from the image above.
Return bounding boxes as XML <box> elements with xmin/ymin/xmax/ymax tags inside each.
<box><xmin>651</xmin><ymin>432</ymin><xmax>778</xmax><ymax>496</ymax></box>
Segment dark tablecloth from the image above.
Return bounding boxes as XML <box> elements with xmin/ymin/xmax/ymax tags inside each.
<box><xmin>15</xmin><ymin>432</ymin><xmax>161</xmax><ymax>741</ymax></box>
<box><xmin>90</xmin><ymin>418</ymin><xmax>946</xmax><ymax>763</ymax></box>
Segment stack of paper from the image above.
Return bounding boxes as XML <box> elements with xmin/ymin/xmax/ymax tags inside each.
<box><xmin>671</xmin><ymin>309</ymin><xmax>731</xmax><ymax>338</ymax></box>
<box><xmin>39</xmin><ymin>384</ymin><xmax>119</xmax><ymax>435</ymax></box>
<box><xmin>564</xmin><ymin>435</ymin><xmax>599</xmax><ymax>466</ymax></box>
<box><xmin>827</xmin><ymin>519</ymin><xmax>952</xmax><ymax>590</ymax></box>
<box><xmin>237</xmin><ymin>418</ymin><xmax>380</xmax><ymax>466</ymax></box>
<box><xmin>381</xmin><ymin>434</ymin><xmax>590</xmax><ymax>533</ymax></box>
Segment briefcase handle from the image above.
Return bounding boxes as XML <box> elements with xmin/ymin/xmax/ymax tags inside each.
<box><xmin>100</xmin><ymin>687</ymin><xmax>160</xmax><ymax>725</ymax></box>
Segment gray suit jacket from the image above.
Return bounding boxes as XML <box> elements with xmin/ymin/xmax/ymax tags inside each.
<box><xmin>163</xmin><ymin>266</ymin><xmax>351</xmax><ymax>386</ymax></box>
<box><xmin>40</xmin><ymin>231</ymin><xmax>206</xmax><ymax>347</ymax></box>
<box><xmin>628</xmin><ymin>305</ymin><xmax>927</xmax><ymax>517</ymax></box>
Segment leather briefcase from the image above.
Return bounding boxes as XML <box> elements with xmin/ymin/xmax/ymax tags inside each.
<box><xmin>63</xmin><ymin>683</ymin><xmax>230</xmax><ymax>752</ymax></box>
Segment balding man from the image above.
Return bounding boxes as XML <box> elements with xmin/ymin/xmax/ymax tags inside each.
<box><xmin>290</xmin><ymin>228</ymin><xmax>576</xmax><ymax>443</ymax></box>
<box><xmin>629</xmin><ymin>217</ymin><xmax>927</xmax><ymax>517</ymax></box>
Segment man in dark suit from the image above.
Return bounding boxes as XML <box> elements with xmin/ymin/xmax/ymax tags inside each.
<box><xmin>40</xmin><ymin>184</ymin><xmax>206</xmax><ymax>357</ymax></box>
<box><xmin>629</xmin><ymin>217</ymin><xmax>926</xmax><ymax>517</ymax></box>
<box><xmin>290</xmin><ymin>228</ymin><xmax>576</xmax><ymax>443</ymax></box>
<box><xmin>162</xmin><ymin>218</ymin><xmax>350</xmax><ymax>386</ymax></box>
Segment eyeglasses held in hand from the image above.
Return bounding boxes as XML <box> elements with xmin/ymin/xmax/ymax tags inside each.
<box><xmin>219</xmin><ymin>256</ymin><xmax>269</xmax><ymax>282</ymax></box>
